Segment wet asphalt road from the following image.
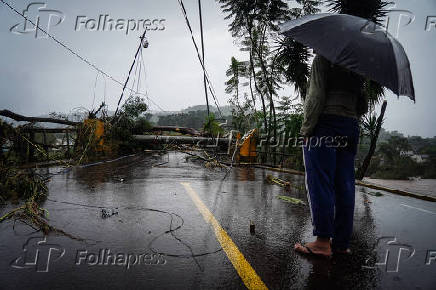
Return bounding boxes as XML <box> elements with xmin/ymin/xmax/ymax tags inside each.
<box><xmin>0</xmin><ymin>152</ymin><xmax>435</xmax><ymax>289</ymax></box>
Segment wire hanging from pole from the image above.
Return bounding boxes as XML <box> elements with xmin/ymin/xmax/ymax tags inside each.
<box><xmin>91</xmin><ymin>72</ymin><xmax>99</xmax><ymax>110</ymax></box>
<box><xmin>103</xmin><ymin>75</ymin><xmax>107</xmax><ymax>104</ymax></box>
<box><xmin>113</xmin><ymin>31</ymin><xmax>148</xmax><ymax>118</ymax></box>
<box><xmin>178</xmin><ymin>0</ymin><xmax>223</xmax><ymax>118</ymax></box>
<box><xmin>129</xmin><ymin>51</ymin><xmax>141</xmax><ymax>96</ymax></box>
<box><xmin>0</xmin><ymin>0</ymin><xmax>166</xmax><ymax>113</ymax></box>
<box><xmin>139</xmin><ymin>49</ymin><xmax>151</xmax><ymax>110</ymax></box>
<box><xmin>197</xmin><ymin>0</ymin><xmax>210</xmax><ymax>117</ymax></box>
<box><xmin>137</xmin><ymin>49</ymin><xmax>143</xmax><ymax>94</ymax></box>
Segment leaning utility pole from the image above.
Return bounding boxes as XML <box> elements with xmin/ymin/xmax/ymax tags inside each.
<box><xmin>113</xmin><ymin>30</ymin><xmax>147</xmax><ymax>119</ymax></box>
<box><xmin>198</xmin><ymin>0</ymin><xmax>210</xmax><ymax>117</ymax></box>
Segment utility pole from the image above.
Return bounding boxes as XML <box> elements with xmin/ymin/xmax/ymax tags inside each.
<box><xmin>113</xmin><ymin>30</ymin><xmax>147</xmax><ymax>119</ymax></box>
<box><xmin>198</xmin><ymin>0</ymin><xmax>210</xmax><ymax>117</ymax></box>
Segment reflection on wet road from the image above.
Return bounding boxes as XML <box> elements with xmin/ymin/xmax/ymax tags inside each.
<box><xmin>0</xmin><ymin>152</ymin><xmax>435</xmax><ymax>289</ymax></box>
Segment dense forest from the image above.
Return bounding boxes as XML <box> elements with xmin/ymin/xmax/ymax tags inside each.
<box><xmin>358</xmin><ymin>129</ymin><xmax>436</xmax><ymax>179</ymax></box>
<box><xmin>156</xmin><ymin>110</ymin><xmax>232</xmax><ymax>130</ymax></box>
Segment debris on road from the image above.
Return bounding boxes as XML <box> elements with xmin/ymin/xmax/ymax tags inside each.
<box><xmin>277</xmin><ymin>195</ymin><xmax>306</xmax><ymax>205</ymax></box>
<box><xmin>179</xmin><ymin>145</ymin><xmax>229</xmax><ymax>169</ymax></box>
<box><xmin>367</xmin><ymin>191</ymin><xmax>383</xmax><ymax>197</ymax></box>
<box><xmin>266</xmin><ymin>174</ymin><xmax>291</xmax><ymax>189</ymax></box>
<box><xmin>250</xmin><ymin>220</ymin><xmax>255</xmax><ymax>234</ymax></box>
<box><xmin>101</xmin><ymin>208</ymin><xmax>119</xmax><ymax>218</ymax></box>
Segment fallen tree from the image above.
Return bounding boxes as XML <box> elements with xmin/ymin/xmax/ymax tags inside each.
<box><xmin>0</xmin><ymin>109</ymin><xmax>80</xmax><ymax>126</ymax></box>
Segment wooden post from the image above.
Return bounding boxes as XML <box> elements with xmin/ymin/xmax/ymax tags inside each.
<box><xmin>43</xmin><ymin>130</ymin><xmax>49</xmax><ymax>161</ymax></box>
<box><xmin>65</xmin><ymin>129</ymin><xmax>70</xmax><ymax>158</ymax></box>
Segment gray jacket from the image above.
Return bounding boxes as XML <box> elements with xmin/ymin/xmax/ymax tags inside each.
<box><xmin>300</xmin><ymin>55</ymin><xmax>368</xmax><ymax>136</ymax></box>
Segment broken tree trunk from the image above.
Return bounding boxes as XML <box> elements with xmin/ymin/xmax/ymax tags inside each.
<box><xmin>356</xmin><ymin>100</ymin><xmax>388</xmax><ymax>180</ymax></box>
<box><xmin>0</xmin><ymin>110</ymin><xmax>80</xmax><ymax>126</ymax></box>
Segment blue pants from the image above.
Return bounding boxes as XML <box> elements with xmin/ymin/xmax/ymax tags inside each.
<box><xmin>303</xmin><ymin>114</ymin><xmax>360</xmax><ymax>250</ymax></box>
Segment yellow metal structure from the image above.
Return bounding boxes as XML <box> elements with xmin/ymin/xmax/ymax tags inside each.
<box><xmin>239</xmin><ymin>129</ymin><xmax>257</xmax><ymax>161</ymax></box>
<box><xmin>84</xmin><ymin>119</ymin><xmax>105</xmax><ymax>151</ymax></box>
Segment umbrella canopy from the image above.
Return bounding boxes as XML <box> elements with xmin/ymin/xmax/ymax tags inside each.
<box><xmin>280</xmin><ymin>13</ymin><xmax>415</xmax><ymax>101</ymax></box>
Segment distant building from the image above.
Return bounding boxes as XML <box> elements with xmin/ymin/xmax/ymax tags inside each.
<box><xmin>400</xmin><ymin>150</ymin><xmax>429</xmax><ymax>163</ymax></box>
<box><xmin>400</xmin><ymin>150</ymin><xmax>414</xmax><ymax>157</ymax></box>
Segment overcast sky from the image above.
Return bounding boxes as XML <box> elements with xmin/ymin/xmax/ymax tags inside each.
<box><xmin>0</xmin><ymin>0</ymin><xmax>435</xmax><ymax>137</ymax></box>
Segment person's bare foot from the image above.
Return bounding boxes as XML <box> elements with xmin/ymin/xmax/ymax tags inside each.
<box><xmin>294</xmin><ymin>238</ymin><xmax>332</xmax><ymax>258</ymax></box>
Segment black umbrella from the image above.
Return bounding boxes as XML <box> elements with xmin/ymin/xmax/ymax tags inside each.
<box><xmin>280</xmin><ymin>13</ymin><xmax>415</xmax><ymax>101</ymax></box>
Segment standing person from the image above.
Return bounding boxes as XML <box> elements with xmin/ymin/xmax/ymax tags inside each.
<box><xmin>294</xmin><ymin>54</ymin><xmax>368</xmax><ymax>258</ymax></box>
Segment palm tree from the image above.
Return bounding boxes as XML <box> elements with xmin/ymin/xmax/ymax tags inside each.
<box><xmin>225</xmin><ymin>57</ymin><xmax>248</xmax><ymax>106</ymax></box>
<box><xmin>273</xmin><ymin>0</ymin><xmax>321</xmax><ymax>95</ymax></box>
<box><xmin>325</xmin><ymin>0</ymin><xmax>391</xmax><ymax>24</ymax></box>
<box><xmin>326</xmin><ymin>0</ymin><xmax>391</xmax><ymax>179</ymax></box>
<box><xmin>218</xmin><ymin>0</ymin><xmax>321</xmax><ymax>164</ymax></box>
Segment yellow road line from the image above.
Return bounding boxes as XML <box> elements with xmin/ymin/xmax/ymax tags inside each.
<box><xmin>181</xmin><ymin>182</ymin><xmax>268</xmax><ymax>290</ymax></box>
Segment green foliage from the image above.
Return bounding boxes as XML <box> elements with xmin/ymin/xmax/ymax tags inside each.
<box><xmin>274</xmin><ymin>96</ymin><xmax>304</xmax><ymax>170</ymax></box>
<box><xmin>73</xmin><ymin>96</ymin><xmax>150</xmax><ymax>159</ymax></box>
<box><xmin>360</xmin><ymin>112</ymin><xmax>379</xmax><ymax>142</ymax></box>
<box><xmin>132</xmin><ymin>117</ymin><xmax>153</xmax><ymax>134</ymax></box>
<box><xmin>0</xmin><ymin>120</ymin><xmax>15</xmax><ymax>162</ymax></box>
<box><xmin>370</xmin><ymin>156</ymin><xmax>421</xmax><ymax>180</ymax></box>
<box><xmin>378</xmin><ymin>136</ymin><xmax>411</xmax><ymax>162</ymax></box>
<box><xmin>218</xmin><ymin>0</ymin><xmax>322</xmax><ymax>141</ymax></box>
<box><xmin>274</xmin><ymin>38</ymin><xmax>312</xmax><ymax>97</ymax></box>
<box><xmin>362</xmin><ymin>79</ymin><xmax>386</xmax><ymax>107</ymax></box>
<box><xmin>109</xmin><ymin>95</ymin><xmax>149</xmax><ymax>141</ymax></box>
<box><xmin>203</xmin><ymin>113</ymin><xmax>224</xmax><ymax>136</ymax></box>
<box><xmin>276</xmin><ymin>96</ymin><xmax>303</xmax><ymax>136</ymax></box>
<box><xmin>0</xmin><ymin>164</ymin><xmax>47</xmax><ymax>203</ymax></box>
<box><xmin>121</xmin><ymin>96</ymin><xmax>148</xmax><ymax>119</ymax></box>
<box><xmin>158</xmin><ymin>110</ymin><xmax>209</xmax><ymax>129</ymax></box>
<box><xmin>325</xmin><ymin>0</ymin><xmax>392</xmax><ymax>24</ymax></box>
<box><xmin>218</xmin><ymin>0</ymin><xmax>290</xmax><ymax>37</ymax></box>
<box><xmin>225</xmin><ymin>57</ymin><xmax>249</xmax><ymax>96</ymax></box>
<box><xmin>422</xmin><ymin>156</ymin><xmax>436</xmax><ymax>179</ymax></box>
<box><xmin>229</xmin><ymin>93</ymin><xmax>260</xmax><ymax>133</ymax></box>
<box><xmin>366</xmin><ymin>135</ymin><xmax>436</xmax><ymax>179</ymax></box>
